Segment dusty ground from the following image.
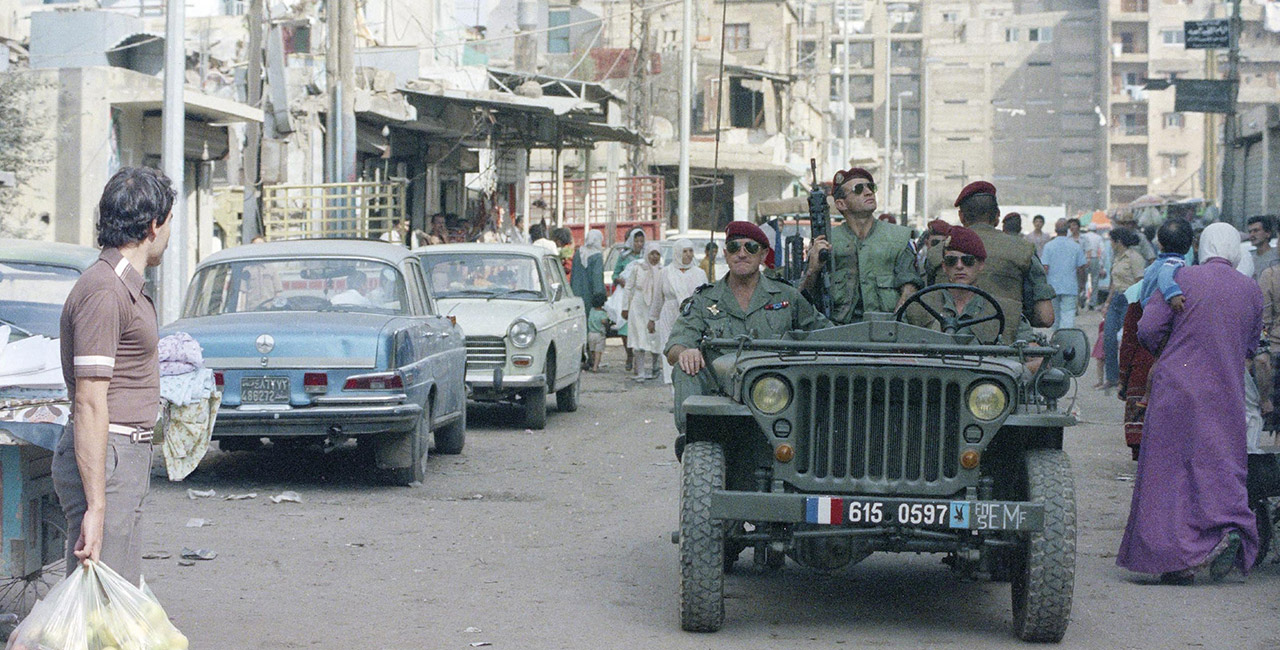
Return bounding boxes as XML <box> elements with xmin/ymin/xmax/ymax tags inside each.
<box><xmin>83</xmin><ymin>311</ymin><xmax>1280</xmax><ymax>648</ymax></box>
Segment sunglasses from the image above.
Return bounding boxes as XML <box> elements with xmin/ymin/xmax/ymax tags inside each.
<box><xmin>943</xmin><ymin>254</ymin><xmax>979</xmax><ymax>268</ymax></box>
<box><xmin>724</xmin><ymin>239</ymin><xmax>764</xmax><ymax>255</ymax></box>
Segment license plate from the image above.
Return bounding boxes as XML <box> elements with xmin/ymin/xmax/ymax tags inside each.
<box><xmin>241</xmin><ymin>376</ymin><xmax>290</xmax><ymax>403</ymax></box>
<box><xmin>804</xmin><ymin>497</ymin><xmax>1032</xmax><ymax>531</ymax></box>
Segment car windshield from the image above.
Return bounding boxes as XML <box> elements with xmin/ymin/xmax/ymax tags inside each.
<box><xmin>0</xmin><ymin>262</ymin><xmax>82</xmax><ymax>338</ymax></box>
<box><xmin>184</xmin><ymin>258</ymin><xmax>409</xmax><ymax>317</ymax></box>
<box><xmin>422</xmin><ymin>254</ymin><xmax>544</xmax><ymax>300</ymax></box>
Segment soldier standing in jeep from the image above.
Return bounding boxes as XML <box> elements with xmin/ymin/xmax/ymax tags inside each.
<box><xmin>665</xmin><ymin>221</ymin><xmax>828</xmax><ymax>443</ymax></box>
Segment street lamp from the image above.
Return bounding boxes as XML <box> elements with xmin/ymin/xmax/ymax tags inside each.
<box><xmin>895</xmin><ymin>90</ymin><xmax>913</xmax><ymax>221</ymax></box>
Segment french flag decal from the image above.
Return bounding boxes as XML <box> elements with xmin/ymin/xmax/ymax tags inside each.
<box><xmin>805</xmin><ymin>497</ymin><xmax>844</xmax><ymax>525</ymax></box>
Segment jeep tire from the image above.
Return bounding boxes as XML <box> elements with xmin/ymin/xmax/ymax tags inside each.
<box><xmin>680</xmin><ymin>441</ymin><xmax>725</xmax><ymax>632</ymax></box>
<box><xmin>1011</xmin><ymin>449</ymin><xmax>1076</xmax><ymax>642</ymax></box>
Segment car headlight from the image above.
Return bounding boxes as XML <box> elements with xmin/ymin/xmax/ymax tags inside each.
<box><xmin>750</xmin><ymin>375</ymin><xmax>792</xmax><ymax>415</ymax></box>
<box><xmin>508</xmin><ymin>320</ymin><xmax>536</xmax><ymax>348</ymax></box>
<box><xmin>967</xmin><ymin>382</ymin><xmax>1008</xmax><ymax>421</ymax></box>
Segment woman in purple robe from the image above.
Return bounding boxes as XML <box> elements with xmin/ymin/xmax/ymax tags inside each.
<box><xmin>1117</xmin><ymin>222</ymin><xmax>1262</xmax><ymax>583</ymax></box>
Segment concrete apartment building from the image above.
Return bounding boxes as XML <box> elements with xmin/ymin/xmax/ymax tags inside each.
<box><xmin>1106</xmin><ymin>0</ymin><xmax>1280</xmax><ymax>208</ymax></box>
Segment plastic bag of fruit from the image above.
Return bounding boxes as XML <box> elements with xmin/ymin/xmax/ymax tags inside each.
<box><xmin>5</xmin><ymin>560</ymin><xmax>187</xmax><ymax>650</ymax></box>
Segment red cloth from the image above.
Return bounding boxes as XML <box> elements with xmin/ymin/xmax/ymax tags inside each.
<box><xmin>1118</xmin><ymin>302</ymin><xmax>1154</xmax><ymax>460</ymax></box>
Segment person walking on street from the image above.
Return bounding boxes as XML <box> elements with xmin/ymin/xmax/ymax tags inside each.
<box><xmin>649</xmin><ymin>239</ymin><xmax>706</xmax><ymax>383</ymax></box>
<box><xmin>1080</xmin><ymin>224</ymin><xmax>1105</xmax><ymax>309</ymax></box>
<box><xmin>52</xmin><ymin>167</ymin><xmax>175</xmax><ymax>586</ymax></box>
<box><xmin>1025</xmin><ymin>214</ymin><xmax>1051</xmax><ymax>256</ymax></box>
<box><xmin>1001</xmin><ymin>212</ymin><xmax>1021</xmax><ymax>235</ymax></box>
<box><xmin>570</xmin><ymin>229</ymin><xmax>606</xmax><ymax>309</ymax></box>
<box><xmin>1101</xmin><ymin>227</ymin><xmax>1148</xmax><ymax>389</ymax></box>
<box><xmin>700</xmin><ymin>241</ymin><xmax>720</xmax><ymax>282</ymax></box>
<box><xmin>624</xmin><ymin>242</ymin><xmax>664</xmax><ymax>380</ymax></box>
<box><xmin>1040</xmin><ymin>219</ymin><xmax>1086</xmax><ymax>329</ymax></box>
<box><xmin>800</xmin><ymin>168</ymin><xmax>921</xmax><ymax>324</ymax></box>
<box><xmin>1117</xmin><ymin>222</ymin><xmax>1263</xmax><ymax>584</ymax></box>
<box><xmin>1247</xmin><ymin>216</ymin><xmax>1279</xmax><ymax>280</ymax></box>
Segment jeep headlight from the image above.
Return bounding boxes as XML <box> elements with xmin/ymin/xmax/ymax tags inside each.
<box><xmin>750</xmin><ymin>375</ymin><xmax>791</xmax><ymax>415</ymax></box>
<box><xmin>508</xmin><ymin>320</ymin><xmax>536</xmax><ymax>348</ymax></box>
<box><xmin>967</xmin><ymin>382</ymin><xmax>1008</xmax><ymax>421</ymax></box>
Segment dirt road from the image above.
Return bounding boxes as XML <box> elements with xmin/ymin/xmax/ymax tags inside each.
<box><xmin>138</xmin><ymin>313</ymin><xmax>1279</xmax><ymax>649</ymax></box>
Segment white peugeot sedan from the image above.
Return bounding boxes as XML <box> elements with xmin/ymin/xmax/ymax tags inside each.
<box><xmin>414</xmin><ymin>244</ymin><xmax>586</xmax><ymax>429</ymax></box>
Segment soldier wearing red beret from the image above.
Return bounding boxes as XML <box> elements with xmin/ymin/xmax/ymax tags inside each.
<box><xmin>923</xmin><ymin>181</ymin><xmax>1056</xmax><ymax>329</ymax></box>
<box><xmin>904</xmin><ymin>226</ymin><xmax>1030</xmax><ymax>344</ymax></box>
<box><xmin>800</xmin><ymin>168</ymin><xmax>922</xmax><ymax>324</ymax></box>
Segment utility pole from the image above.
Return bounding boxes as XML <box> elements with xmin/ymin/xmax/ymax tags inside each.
<box><xmin>1219</xmin><ymin>0</ymin><xmax>1242</xmax><ymax>225</ymax></box>
<box><xmin>241</xmin><ymin>0</ymin><xmax>264</xmax><ymax>244</ymax></box>
<box><xmin>339</xmin><ymin>0</ymin><xmax>356</xmax><ymax>184</ymax></box>
<box><xmin>159</xmin><ymin>0</ymin><xmax>186</xmax><ymax>324</ymax></box>
<box><xmin>325</xmin><ymin>0</ymin><xmax>356</xmax><ymax>184</ymax></box>
<box><xmin>840</xmin><ymin>0</ymin><xmax>850</xmax><ymax>167</ymax></box>
<box><xmin>676</xmin><ymin>0</ymin><xmax>692</xmax><ymax>234</ymax></box>
<box><xmin>627</xmin><ymin>0</ymin><xmax>652</xmax><ymax>175</ymax></box>
<box><xmin>883</xmin><ymin>10</ymin><xmax>892</xmax><ymax>211</ymax></box>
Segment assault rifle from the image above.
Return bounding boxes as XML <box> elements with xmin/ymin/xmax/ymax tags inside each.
<box><xmin>807</xmin><ymin>158</ymin><xmax>833</xmax><ymax>318</ymax></box>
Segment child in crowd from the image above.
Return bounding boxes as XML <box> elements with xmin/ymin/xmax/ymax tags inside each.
<box><xmin>1138</xmin><ymin>219</ymin><xmax>1193</xmax><ymax>312</ymax></box>
<box><xmin>586</xmin><ymin>294</ymin><xmax>610</xmax><ymax>372</ymax></box>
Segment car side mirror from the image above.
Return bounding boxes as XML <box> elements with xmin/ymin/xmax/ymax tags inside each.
<box><xmin>551</xmin><ymin>282</ymin><xmax>565</xmax><ymax>301</ymax></box>
<box><xmin>1049</xmin><ymin>328</ymin><xmax>1089</xmax><ymax>377</ymax></box>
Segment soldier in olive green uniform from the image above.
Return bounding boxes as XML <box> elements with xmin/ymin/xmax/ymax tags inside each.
<box><xmin>924</xmin><ymin>181</ymin><xmax>1056</xmax><ymax>329</ymax></box>
<box><xmin>801</xmin><ymin>168</ymin><xmax>921</xmax><ymax>324</ymax></box>
<box><xmin>666</xmin><ymin>222</ymin><xmax>829</xmax><ymax>435</ymax></box>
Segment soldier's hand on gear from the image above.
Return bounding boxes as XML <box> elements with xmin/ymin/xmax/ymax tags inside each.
<box><xmin>678</xmin><ymin>347</ymin><xmax>706</xmax><ymax>375</ymax></box>
<box><xmin>647</xmin><ymin>320</ymin><xmax>656</xmax><ymax>333</ymax></box>
<box><xmin>805</xmin><ymin>236</ymin><xmax>831</xmax><ymax>277</ymax></box>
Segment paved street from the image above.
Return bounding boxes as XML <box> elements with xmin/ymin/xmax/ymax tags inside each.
<box><xmin>138</xmin><ymin>312</ymin><xmax>1279</xmax><ymax>649</ymax></box>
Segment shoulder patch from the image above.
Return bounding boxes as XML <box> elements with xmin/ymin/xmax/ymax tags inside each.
<box><xmin>679</xmin><ymin>295</ymin><xmax>698</xmax><ymax>317</ymax></box>
<box><xmin>692</xmin><ymin>283</ymin><xmax>714</xmax><ymax>295</ymax></box>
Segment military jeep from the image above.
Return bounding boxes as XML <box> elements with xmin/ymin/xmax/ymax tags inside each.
<box><xmin>674</xmin><ymin>287</ymin><xmax>1088</xmax><ymax>642</ymax></box>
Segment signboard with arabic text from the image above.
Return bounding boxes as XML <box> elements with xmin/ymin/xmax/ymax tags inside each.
<box><xmin>1184</xmin><ymin>19</ymin><xmax>1230</xmax><ymax>49</ymax></box>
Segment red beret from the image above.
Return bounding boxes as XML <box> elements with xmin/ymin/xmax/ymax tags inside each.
<box><xmin>833</xmin><ymin>167</ymin><xmax>874</xmax><ymax>188</ymax></box>
<box><xmin>945</xmin><ymin>226</ymin><xmax>987</xmax><ymax>261</ymax></box>
<box><xmin>928</xmin><ymin>219</ymin><xmax>952</xmax><ymax>236</ymax></box>
<box><xmin>724</xmin><ymin>221</ymin><xmax>770</xmax><ymax>249</ymax></box>
<box><xmin>1003</xmin><ymin>211</ymin><xmax>1021</xmax><ymax>221</ymax></box>
<box><xmin>954</xmin><ymin>180</ymin><xmax>997</xmax><ymax>207</ymax></box>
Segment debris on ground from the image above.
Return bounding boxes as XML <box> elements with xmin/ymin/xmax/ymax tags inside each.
<box><xmin>186</xmin><ymin>488</ymin><xmax>216</xmax><ymax>499</ymax></box>
<box><xmin>464</xmin><ymin>627</ymin><xmax>482</xmax><ymax>633</ymax></box>
<box><xmin>142</xmin><ymin>551</ymin><xmax>172</xmax><ymax>560</ymax></box>
<box><xmin>269</xmin><ymin>490</ymin><xmax>303</xmax><ymax>504</ymax></box>
<box><xmin>225</xmin><ymin>492</ymin><xmax>258</xmax><ymax>500</ymax></box>
<box><xmin>1115</xmin><ymin>474</ymin><xmax>1136</xmax><ymax>482</ymax></box>
<box><xmin>185</xmin><ymin>518</ymin><xmax>213</xmax><ymax>527</ymax></box>
<box><xmin>180</xmin><ymin>547</ymin><xmax>217</xmax><ymax>561</ymax></box>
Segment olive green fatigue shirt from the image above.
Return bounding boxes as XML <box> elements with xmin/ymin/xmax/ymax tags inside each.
<box><xmin>925</xmin><ymin>222</ymin><xmax>1055</xmax><ymax>324</ymax></box>
<box><xmin>903</xmin><ymin>288</ymin><xmax>1033</xmax><ymax>344</ymax></box>
<box><xmin>666</xmin><ymin>274</ymin><xmax>829</xmax><ymax>433</ymax></box>
<box><xmin>827</xmin><ymin>219</ymin><xmax>922</xmax><ymax>324</ymax></box>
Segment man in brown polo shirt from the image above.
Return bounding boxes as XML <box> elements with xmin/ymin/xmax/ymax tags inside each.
<box><xmin>52</xmin><ymin>166</ymin><xmax>175</xmax><ymax>585</ymax></box>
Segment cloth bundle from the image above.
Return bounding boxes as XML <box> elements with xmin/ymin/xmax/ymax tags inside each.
<box><xmin>157</xmin><ymin>332</ymin><xmax>220</xmax><ymax>481</ymax></box>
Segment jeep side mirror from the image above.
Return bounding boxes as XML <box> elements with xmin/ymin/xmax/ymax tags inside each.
<box><xmin>1049</xmin><ymin>328</ymin><xmax>1089</xmax><ymax>377</ymax></box>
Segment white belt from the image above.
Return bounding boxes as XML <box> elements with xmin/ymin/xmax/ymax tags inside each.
<box><xmin>106</xmin><ymin>423</ymin><xmax>154</xmax><ymax>443</ymax></box>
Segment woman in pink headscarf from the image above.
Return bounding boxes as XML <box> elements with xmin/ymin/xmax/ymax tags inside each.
<box><xmin>649</xmin><ymin>239</ymin><xmax>705</xmax><ymax>383</ymax></box>
<box><xmin>624</xmin><ymin>242</ymin><xmax>664</xmax><ymax>380</ymax></box>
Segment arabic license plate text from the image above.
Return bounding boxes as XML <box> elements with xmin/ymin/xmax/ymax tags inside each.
<box><xmin>241</xmin><ymin>376</ymin><xmax>289</xmax><ymax>403</ymax></box>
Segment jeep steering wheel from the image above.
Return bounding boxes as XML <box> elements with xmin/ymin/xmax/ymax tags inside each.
<box><xmin>894</xmin><ymin>283</ymin><xmax>1006</xmax><ymax>345</ymax></box>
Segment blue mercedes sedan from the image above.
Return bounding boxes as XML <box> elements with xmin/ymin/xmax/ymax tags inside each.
<box><xmin>164</xmin><ymin>240</ymin><xmax>466</xmax><ymax>484</ymax></box>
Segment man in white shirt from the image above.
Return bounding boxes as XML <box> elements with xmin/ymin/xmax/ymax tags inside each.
<box><xmin>379</xmin><ymin>219</ymin><xmax>408</xmax><ymax>245</ymax></box>
<box><xmin>331</xmin><ymin>270</ymin><xmax>372</xmax><ymax>306</ymax></box>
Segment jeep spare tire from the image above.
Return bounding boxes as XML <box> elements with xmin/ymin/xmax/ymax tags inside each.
<box><xmin>680</xmin><ymin>441</ymin><xmax>725</xmax><ymax>632</ymax></box>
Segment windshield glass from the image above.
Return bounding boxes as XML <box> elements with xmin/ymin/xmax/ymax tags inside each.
<box><xmin>422</xmin><ymin>254</ymin><xmax>545</xmax><ymax>300</ymax></box>
<box><xmin>185</xmin><ymin>258</ymin><xmax>409</xmax><ymax>317</ymax></box>
<box><xmin>0</xmin><ymin>262</ymin><xmax>82</xmax><ymax>337</ymax></box>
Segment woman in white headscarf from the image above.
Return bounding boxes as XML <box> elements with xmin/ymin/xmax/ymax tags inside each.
<box><xmin>624</xmin><ymin>242</ymin><xmax>664</xmax><ymax>380</ymax></box>
<box><xmin>649</xmin><ymin>239</ymin><xmax>705</xmax><ymax>383</ymax></box>
<box><xmin>1118</xmin><ymin>221</ymin><xmax>1265</xmax><ymax>584</ymax></box>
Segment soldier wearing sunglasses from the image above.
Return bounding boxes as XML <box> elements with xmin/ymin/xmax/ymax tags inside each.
<box><xmin>799</xmin><ymin>168</ymin><xmax>921</xmax><ymax>324</ymax></box>
<box><xmin>904</xmin><ymin>226</ymin><xmax>1030</xmax><ymax>344</ymax></box>
<box><xmin>665</xmin><ymin>221</ymin><xmax>829</xmax><ymax>437</ymax></box>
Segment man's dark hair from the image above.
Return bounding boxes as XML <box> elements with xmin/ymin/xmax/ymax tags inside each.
<box><xmin>1247</xmin><ymin>215</ymin><xmax>1274</xmax><ymax>236</ymax></box>
<box><xmin>591</xmin><ymin>293</ymin><xmax>606</xmax><ymax>309</ymax></box>
<box><xmin>1110</xmin><ymin>227</ymin><xmax>1141</xmax><ymax>249</ymax></box>
<box><xmin>529</xmin><ymin>223</ymin><xmax>546</xmax><ymax>241</ymax></box>
<box><xmin>96</xmin><ymin>166</ymin><xmax>176</xmax><ymax>248</ymax></box>
<box><xmin>1067</xmin><ymin>218</ymin><xmax>1081</xmax><ymax>229</ymax></box>
<box><xmin>1156</xmin><ymin>218</ymin><xmax>1193</xmax><ymax>255</ymax></box>
<box><xmin>958</xmin><ymin>194</ymin><xmax>1000</xmax><ymax>225</ymax></box>
<box><xmin>1032</xmin><ymin>214</ymin><xmax>1045</xmax><ymax>225</ymax></box>
<box><xmin>552</xmin><ymin>227</ymin><xmax>573</xmax><ymax>246</ymax></box>
<box><xmin>1002</xmin><ymin>213</ymin><xmax>1022</xmax><ymax>234</ymax></box>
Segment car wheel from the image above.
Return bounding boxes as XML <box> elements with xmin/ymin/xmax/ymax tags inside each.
<box><xmin>556</xmin><ymin>374</ymin><xmax>580</xmax><ymax>412</ymax></box>
<box><xmin>433</xmin><ymin>406</ymin><xmax>466</xmax><ymax>455</ymax></box>
<box><xmin>523</xmin><ymin>385</ymin><xmax>547</xmax><ymax>430</ymax></box>
<box><xmin>386</xmin><ymin>403</ymin><xmax>430</xmax><ymax>485</ymax></box>
<box><xmin>1011</xmin><ymin>449</ymin><xmax>1076</xmax><ymax>643</ymax></box>
<box><xmin>680</xmin><ymin>441</ymin><xmax>725</xmax><ymax>633</ymax></box>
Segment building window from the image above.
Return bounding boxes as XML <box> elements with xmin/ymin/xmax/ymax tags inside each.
<box><xmin>941</xmin><ymin>11</ymin><xmax>960</xmax><ymax>23</ymax></box>
<box><xmin>849</xmin><ymin>75</ymin><xmax>874</xmax><ymax>102</ymax></box>
<box><xmin>1164</xmin><ymin>112</ymin><xmax>1185</xmax><ymax>127</ymax></box>
<box><xmin>1161</xmin><ymin>153</ymin><xmax>1188</xmax><ymax>173</ymax></box>
<box><xmin>1029</xmin><ymin>27</ymin><xmax>1052</xmax><ymax>42</ymax></box>
<box><xmin>1161</xmin><ymin>29</ymin><xmax>1184</xmax><ymax>45</ymax></box>
<box><xmin>548</xmin><ymin>10</ymin><xmax>571</xmax><ymax>54</ymax></box>
<box><xmin>1005</xmin><ymin>28</ymin><xmax>1019</xmax><ymax>42</ymax></box>
<box><xmin>1121</xmin><ymin>0</ymin><xmax>1148</xmax><ymax>11</ymax></box>
<box><xmin>836</xmin><ymin>1</ymin><xmax>865</xmax><ymax>22</ymax></box>
<box><xmin>725</xmin><ymin>23</ymin><xmax>750</xmax><ymax>51</ymax></box>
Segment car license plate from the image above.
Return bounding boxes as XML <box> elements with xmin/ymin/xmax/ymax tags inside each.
<box><xmin>804</xmin><ymin>497</ymin><xmax>1029</xmax><ymax>530</ymax></box>
<box><xmin>241</xmin><ymin>376</ymin><xmax>290</xmax><ymax>403</ymax></box>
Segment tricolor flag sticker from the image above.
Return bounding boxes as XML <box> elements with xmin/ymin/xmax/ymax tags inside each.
<box><xmin>805</xmin><ymin>497</ymin><xmax>844</xmax><ymax>525</ymax></box>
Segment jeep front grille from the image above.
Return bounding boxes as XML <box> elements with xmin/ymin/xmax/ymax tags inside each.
<box><xmin>465</xmin><ymin>336</ymin><xmax>506</xmax><ymax>370</ymax></box>
<box><xmin>794</xmin><ymin>374</ymin><xmax>962</xmax><ymax>486</ymax></box>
